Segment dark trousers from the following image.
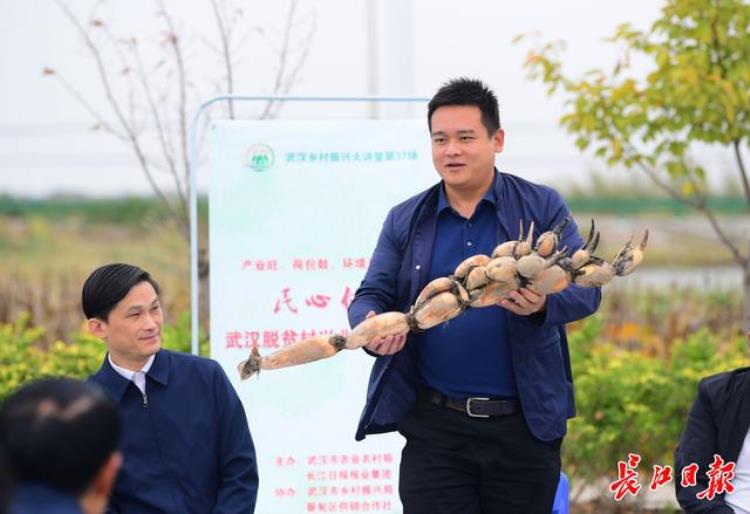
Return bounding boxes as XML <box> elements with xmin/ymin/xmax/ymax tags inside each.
<box><xmin>398</xmin><ymin>399</ymin><xmax>562</xmax><ymax>514</ymax></box>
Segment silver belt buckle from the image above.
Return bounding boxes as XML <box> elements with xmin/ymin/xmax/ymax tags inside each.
<box><xmin>466</xmin><ymin>397</ymin><xmax>490</xmax><ymax>418</ymax></box>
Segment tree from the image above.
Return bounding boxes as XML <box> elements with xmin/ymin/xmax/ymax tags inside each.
<box><xmin>519</xmin><ymin>0</ymin><xmax>750</xmax><ymax>335</ymax></box>
<box><xmin>44</xmin><ymin>0</ymin><xmax>315</xmax><ymax>257</ymax></box>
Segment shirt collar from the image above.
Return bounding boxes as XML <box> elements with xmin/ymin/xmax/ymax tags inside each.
<box><xmin>96</xmin><ymin>350</ymin><xmax>169</xmax><ymax>402</ymax></box>
<box><xmin>108</xmin><ymin>353</ymin><xmax>155</xmax><ymax>380</ymax></box>
<box><xmin>437</xmin><ymin>173</ymin><xmax>498</xmax><ymax>215</ymax></box>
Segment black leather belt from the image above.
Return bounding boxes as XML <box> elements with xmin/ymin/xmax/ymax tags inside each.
<box><xmin>418</xmin><ymin>388</ymin><xmax>519</xmax><ymax>418</ymax></box>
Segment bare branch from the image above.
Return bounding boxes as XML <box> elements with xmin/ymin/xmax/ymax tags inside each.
<box><xmin>232</xmin><ymin>27</ymin><xmax>263</xmax><ymax>57</ymax></box>
<box><xmin>87</xmin><ymin>0</ymin><xmax>107</xmax><ymax>28</ymax></box>
<box><xmin>630</xmin><ymin>154</ymin><xmax>700</xmax><ymax>209</ymax></box>
<box><xmin>54</xmin><ymin>0</ymin><xmax>178</xmax><ymax>223</ymax></box>
<box><xmin>46</xmin><ymin>71</ymin><xmax>127</xmax><ymax>140</ymax></box>
<box><xmin>196</xmin><ymin>32</ymin><xmax>223</xmax><ymax>54</ymax></box>
<box><xmin>634</xmin><ymin>152</ymin><xmax>747</xmax><ymax>266</ymax></box>
<box><xmin>131</xmin><ymin>41</ymin><xmax>188</xmax><ymax>216</ymax></box>
<box><xmin>99</xmin><ymin>24</ymin><xmax>130</xmax><ymax>74</ymax></box>
<box><xmin>698</xmin><ymin>201</ymin><xmax>749</xmax><ymax>267</ymax></box>
<box><xmin>734</xmin><ymin>139</ymin><xmax>750</xmax><ymax>208</ymax></box>
<box><xmin>155</xmin><ymin>0</ymin><xmax>191</xmax><ymax>201</ymax></box>
<box><xmin>259</xmin><ymin>0</ymin><xmax>299</xmax><ymax>119</ymax></box>
<box><xmin>96</xmin><ymin>22</ymin><xmax>142</xmax><ymax>135</ymax></box>
<box><xmin>54</xmin><ymin>0</ymin><xmax>315</xmax><ymax>244</ymax></box>
<box><xmin>271</xmin><ymin>14</ymin><xmax>315</xmax><ymax>118</ymax></box>
<box><xmin>46</xmin><ymin>70</ymin><xmax>181</xmax><ymax>177</ymax></box>
<box><xmin>210</xmin><ymin>0</ymin><xmax>235</xmax><ymax>118</ymax></box>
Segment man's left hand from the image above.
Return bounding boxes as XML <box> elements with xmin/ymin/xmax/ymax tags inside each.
<box><xmin>499</xmin><ymin>288</ymin><xmax>546</xmax><ymax>316</ymax></box>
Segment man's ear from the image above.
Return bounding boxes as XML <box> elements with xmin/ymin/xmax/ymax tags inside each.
<box><xmin>79</xmin><ymin>451</ymin><xmax>121</xmax><ymax>514</ymax></box>
<box><xmin>87</xmin><ymin>318</ymin><xmax>107</xmax><ymax>340</ymax></box>
<box><xmin>493</xmin><ymin>129</ymin><xmax>505</xmax><ymax>153</ymax></box>
<box><xmin>93</xmin><ymin>452</ymin><xmax>122</xmax><ymax>498</ymax></box>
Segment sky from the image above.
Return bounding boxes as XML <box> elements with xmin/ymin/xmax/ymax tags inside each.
<box><xmin>0</xmin><ymin>0</ymin><xmax>698</xmax><ymax>197</ymax></box>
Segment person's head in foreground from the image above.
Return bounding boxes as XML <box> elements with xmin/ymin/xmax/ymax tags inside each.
<box><xmin>0</xmin><ymin>378</ymin><xmax>122</xmax><ymax>514</ymax></box>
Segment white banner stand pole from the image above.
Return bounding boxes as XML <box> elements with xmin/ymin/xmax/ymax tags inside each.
<box><xmin>187</xmin><ymin>95</ymin><xmax>428</xmax><ymax>356</ymax></box>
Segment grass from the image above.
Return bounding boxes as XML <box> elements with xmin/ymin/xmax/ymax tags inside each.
<box><xmin>0</xmin><ymin>196</ymin><xmax>747</xmax><ymax>343</ymax></box>
<box><xmin>0</xmin><ymin>216</ymin><xmax>192</xmax><ymax>343</ymax></box>
<box><xmin>0</xmin><ymin>195</ymin><xmax>208</xmax><ymax>225</ymax></box>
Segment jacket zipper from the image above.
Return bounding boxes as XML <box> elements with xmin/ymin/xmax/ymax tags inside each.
<box><xmin>142</xmin><ymin>391</ymin><xmax>149</xmax><ymax>408</ymax></box>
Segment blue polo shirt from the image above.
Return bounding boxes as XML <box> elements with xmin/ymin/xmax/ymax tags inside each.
<box><xmin>414</xmin><ymin>181</ymin><xmax>517</xmax><ymax>399</ymax></box>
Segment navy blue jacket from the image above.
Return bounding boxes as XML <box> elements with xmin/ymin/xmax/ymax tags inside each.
<box><xmin>89</xmin><ymin>350</ymin><xmax>258</xmax><ymax>513</ymax></box>
<box><xmin>675</xmin><ymin>367</ymin><xmax>750</xmax><ymax>514</ymax></box>
<box><xmin>10</xmin><ymin>483</ymin><xmax>83</xmax><ymax>514</ymax></box>
<box><xmin>348</xmin><ymin>171</ymin><xmax>601</xmax><ymax>442</ymax></box>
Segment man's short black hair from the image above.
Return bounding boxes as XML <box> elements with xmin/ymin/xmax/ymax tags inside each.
<box><xmin>427</xmin><ymin>77</ymin><xmax>501</xmax><ymax>136</ymax></box>
<box><xmin>82</xmin><ymin>263</ymin><xmax>160</xmax><ymax>321</ymax></box>
<box><xmin>0</xmin><ymin>378</ymin><xmax>121</xmax><ymax>496</ymax></box>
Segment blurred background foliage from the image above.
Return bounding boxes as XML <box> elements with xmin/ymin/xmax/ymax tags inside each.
<box><xmin>565</xmin><ymin>312</ymin><xmax>747</xmax><ymax>508</ymax></box>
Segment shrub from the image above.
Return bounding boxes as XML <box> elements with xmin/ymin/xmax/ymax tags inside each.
<box><xmin>564</xmin><ymin>315</ymin><xmax>748</xmax><ymax>484</ymax></box>
<box><xmin>0</xmin><ymin>312</ymin><xmax>208</xmax><ymax>402</ymax></box>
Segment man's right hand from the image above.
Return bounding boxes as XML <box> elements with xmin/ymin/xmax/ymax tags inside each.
<box><xmin>362</xmin><ymin>310</ymin><xmax>408</xmax><ymax>355</ymax></box>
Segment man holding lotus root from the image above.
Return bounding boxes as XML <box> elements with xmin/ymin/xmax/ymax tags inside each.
<box><xmin>348</xmin><ymin>78</ymin><xmax>601</xmax><ymax>514</ymax></box>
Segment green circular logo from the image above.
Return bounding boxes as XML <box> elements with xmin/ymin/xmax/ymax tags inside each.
<box><xmin>246</xmin><ymin>143</ymin><xmax>275</xmax><ymax>172</ymax></box>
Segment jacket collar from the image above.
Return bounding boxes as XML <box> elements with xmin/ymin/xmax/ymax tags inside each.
<box><xmin>492</xmin><ymin>168</ymin><xmax>506</xmax><ymax>198</ymax></box>
<box><xmin>407</xmin><ymin>185</ymin><xmax>439</xmax><ymax>304</ymax></box>
<box><xmin>147</xmin><ymin>348</ymin><xmax>170</xmax><ymax>386</ymax></box>
<box><xmin>436</xmin><ymin>174</ymin><xmax>498</xmax><ymax>214</ymax></box>
<box><xmin>95</xmin><ymin>350</ymin><xmax>169</xmax><ymax>402</ymax></box>
<box><xmin>492</xmin><ymin>170</ymin><xmax>526</xmax><ymax>244</ymax></box>
<box><xmin>721</xmin><ymin>368</ymin><xmax>750</xmax><ymax>459</ymax></box>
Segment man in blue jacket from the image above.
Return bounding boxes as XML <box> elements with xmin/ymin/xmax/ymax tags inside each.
<box><xmin>348</xmin><ymin>78</ymin><xmax>601</xmax><ymax>514</ymax></box>
<box><xmin>84</xmin><ymin>263</ymin><xmax>258</xmax><ymax>513</ymax></box>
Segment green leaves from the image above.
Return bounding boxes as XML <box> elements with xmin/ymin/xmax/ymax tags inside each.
<box><xmin>519</xmin><ymin>0</ymin><xmax>750</xmax><ymax>176</ymax></box>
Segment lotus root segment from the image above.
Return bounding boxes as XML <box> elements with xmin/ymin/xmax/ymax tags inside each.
<box><xmin>485</xmin><ymin>256</ymin><xmax>518</xmax><ymax>287</ymax></box>
<box><xmin>612</xmin><ymin>230</ymin><xmax>649</xmax><ymax>276</ymax></box>
<box><xmin>411</xmin><ymin>286</ymin><xmax>469</xmax><ymax>330</ymax></box>
<box><xmin>573</xmin><ymin>259</ymin><xmax>615</xmax><ymax>288</ymax></box>
<box><xmin>345</xmin><ymin>312</ymin><xmax>410</xmax><ymax>350</ymax></box>
<box><xmin>516</xmin><ymin>253</ymin><xmax>547</xmax><ymax>279</ymax></box>
<box><xmin>469</xmin><ymin>281</ymin><xmax>514</xmax><ymax>308</ymax></box>
<box><xmin>528</xmin><ymin>264</ymin><xmax>570</xmax><ymax>295</ymax></box>
<box><xmin>535</xmin><ymin>217</ymin><xmax>570</xmax><ymax>257</ymax></box>
<box><xmin>413</xmin><ymin>277</ymin><xmax>457</xmax><ymax>310</ymax></box>
<box><xmin>514</xmin><ymin>220</ymin><xmax>535</xmax><ymax>257</ymax></box>
<box><xmin>237</xmin><ymin>345</ymin><xmax>262</xmax><ymax>380</ymax></box>
<box><xmin>465</xmin><ymin>265</ymin><xmax>489</xmax><ymax>292</ymax></box>
<box><xmin>238</xmin><ymin>217</ymin><xmax>649</xmax><ymax>381</ymax></box>
<box><xmin>453</xmin><ymin>254</ymin><xmax>491</xmax><ymax>281</ymax></box>
<box><xmin>238</xmin><ymin>335</ymin><xmax>347</xmax><ymax>380</ymax></box>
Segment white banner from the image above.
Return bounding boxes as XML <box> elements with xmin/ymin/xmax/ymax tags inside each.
<box><xmin>208</xmin><ymin>119</ymin><xmax>435</xmax><ymax>514</ymax></box>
